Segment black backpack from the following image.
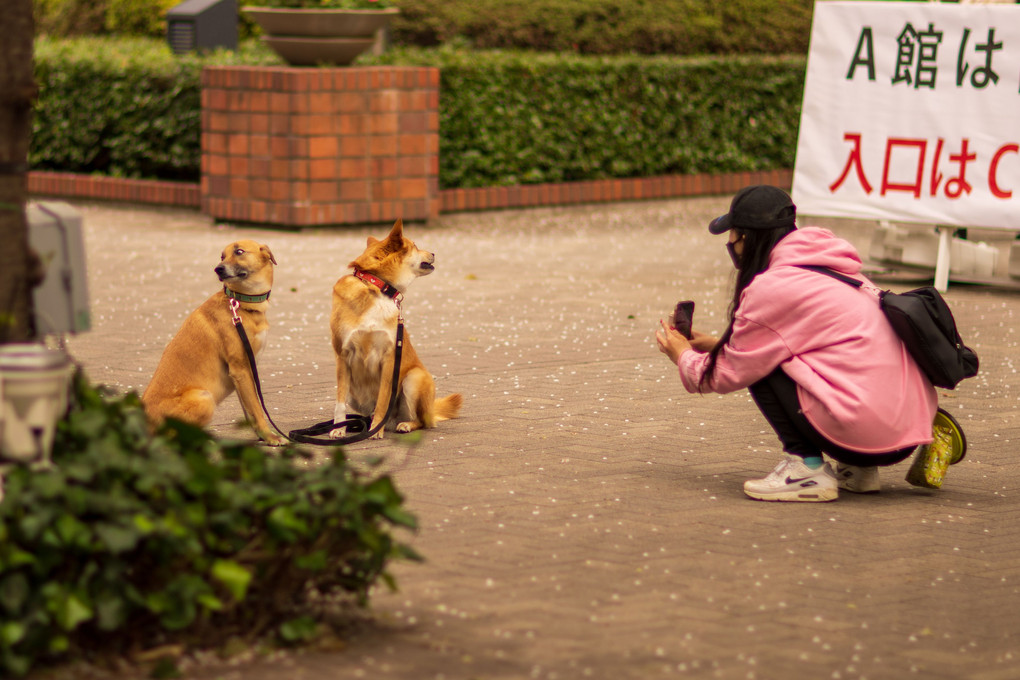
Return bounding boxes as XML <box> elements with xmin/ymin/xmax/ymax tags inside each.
<box><xmin>798</xmin><ymin>266</ymin><xmax>979</xmax><ymax>389</ymax></box>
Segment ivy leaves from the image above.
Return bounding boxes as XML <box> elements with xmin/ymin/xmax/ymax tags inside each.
<box><xmin>0</xmin><ymin>371</ymin><xmax>419</xmax><ymax>676</ymax></box>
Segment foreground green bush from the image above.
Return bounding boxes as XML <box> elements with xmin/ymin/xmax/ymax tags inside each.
<box><xmin>0</xmin><ymin>371</ymin><xmax>419</xmax><ymax>676</ymax></box>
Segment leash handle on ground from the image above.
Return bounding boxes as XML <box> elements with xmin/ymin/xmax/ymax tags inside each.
<box><xmin>229</xmin><ymin>299</ymin><xmax>404</xmax><ymax>446</ymax></box>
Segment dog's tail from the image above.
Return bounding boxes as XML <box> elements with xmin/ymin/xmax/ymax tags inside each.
<box><xmin>433</xmin><ymin>393</ymin><xmax>463</xmax><ymax>422</ymax></box>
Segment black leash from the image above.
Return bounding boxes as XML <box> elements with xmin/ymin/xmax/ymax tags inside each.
<box><xmin>228</xmin><ymin>297</ymin><xmax>404</xmax><ymax>446</ymax></box>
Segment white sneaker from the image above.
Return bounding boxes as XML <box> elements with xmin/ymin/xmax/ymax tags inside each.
<box><xmin>743</xmin><ymin>456</ymin><xmax>838</xmax><ymax>502</ymax></box>
<box><xmin>835</xmin><ymin>463</ymin><xmax>880</xmax><ymax>493</ymax></box>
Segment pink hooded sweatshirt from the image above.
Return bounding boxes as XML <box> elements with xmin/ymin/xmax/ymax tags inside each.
<box><xmin>678</xmin><ymin>227</ymin><xmax>937</xmax><ymax>453</ymax></box>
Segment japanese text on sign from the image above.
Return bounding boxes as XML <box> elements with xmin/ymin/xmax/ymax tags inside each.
<box><xmin>793</xmin><ymin>2</ymin><xmax>1019</xmax><ymax>230</ymax></box>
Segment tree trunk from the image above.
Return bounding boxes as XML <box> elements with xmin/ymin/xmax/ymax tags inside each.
<box><xmin>0</xmin><ymin>0</ymin><xmax>36</xmax><ymax>343</ymax></box>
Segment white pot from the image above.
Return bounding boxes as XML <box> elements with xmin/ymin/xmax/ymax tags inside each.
<box><xmin>0</xmin><ymin>344</ymin><xmax>73</xmax><ymax>466</ymax></box>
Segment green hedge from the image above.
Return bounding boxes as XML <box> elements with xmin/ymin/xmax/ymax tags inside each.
<box><xmin>35</xmin><ymin>0</ymin><xmax>814</xmax><ymax>55</ymax></box>
<box><xmin>30</xmin><ymin>38</ymin><xmax>278</xmax><ymax>182</ymax></box>
<box><xmin>368</xmin><ymin>47</ymin><xmax>805</xmax><ymax>187</ymax></box>
<box><xmin>30</xmin><ymin>37</ymin><xmax>806</xmax><ymax>188</ymax></box>
<box><xmin>391</xmin><ymin>0</ymin><xmax>813</xmax><ymax>56</ymax></box>
<box><xmin>32</xmin><ymin>38</ymin><xmax>199</xmax><ymax>181</ymax></box>
<box><xmin>33</xmin><ymin>0</ymin><xmax>179</xmax><ymax>37</ymax></box>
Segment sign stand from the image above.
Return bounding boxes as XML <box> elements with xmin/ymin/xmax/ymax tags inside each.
<box><xmin>934</xmin><ymin>227</ymin><xmax>951</xmax><ymax>293</ymax></box>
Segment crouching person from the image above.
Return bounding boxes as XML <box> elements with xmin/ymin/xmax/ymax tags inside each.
<box><xmin>656</xmin><ymin>186</ymin><xmax>937</xmax><ymax>502</ymax></box>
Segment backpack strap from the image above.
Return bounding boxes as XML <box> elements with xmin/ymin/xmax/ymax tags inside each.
<box><xmin>795</xmin><ymin>264</ymin><xmax>864</xmax><ymax>288</ymax></box>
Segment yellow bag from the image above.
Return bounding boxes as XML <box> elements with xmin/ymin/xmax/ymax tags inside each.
<box><xmin>905</xmin><ymin>408</ymin><xmax>967</xmax><ymax>489</ymax></box>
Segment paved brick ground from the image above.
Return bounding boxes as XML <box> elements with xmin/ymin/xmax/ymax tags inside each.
<box><xmin>56</xmin><ymin>196</ymin><xmax>1020</xmax><ymax>680</ymax></box>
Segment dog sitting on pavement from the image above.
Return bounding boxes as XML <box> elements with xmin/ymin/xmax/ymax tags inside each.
<box><xmin>142</xmin><ymin>240</ymin><xmax>286</xmax><ymax>445</ymax></box>
<box><xmin>329</xmin><ymin>219</ymin><xmax>462</xmax><ymax>439</ymax></box>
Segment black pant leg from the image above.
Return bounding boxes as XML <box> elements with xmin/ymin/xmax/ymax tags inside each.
<box><xmin>748</xmin><ymin>367</ymin><xmax>915</xmax><ymax>467</ymax></box>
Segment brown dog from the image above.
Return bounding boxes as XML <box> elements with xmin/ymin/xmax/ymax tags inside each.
<box><xmin>329</xmin><ymin>219</ymin><xmax>462</xmax><ymax>439</ymax></box>
<box><xmin>142</xmin><ymin>240</ymin><xmax>286</xmax><ymax>445</ymax></box>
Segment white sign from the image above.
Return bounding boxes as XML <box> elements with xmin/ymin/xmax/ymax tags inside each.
<box><xmin>792</xmin><ymin>1</ymin><xmax>1020</xmax><ymax>230</ymax></box>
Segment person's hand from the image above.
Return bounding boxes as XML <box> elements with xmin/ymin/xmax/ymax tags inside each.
<box><xmin>690</xmin><ymin>330</ymin><xmax>720</xmax><ymax>353</ymax></box>
<box><xmin>656</xmin><ymin>319</ymin><xmax>692</xmax><ymax>365</ymax></box>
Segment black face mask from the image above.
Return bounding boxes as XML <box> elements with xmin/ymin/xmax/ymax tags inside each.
<box><xmin>726</xmin><ymin>239</ymin><xmax>742</xmax><ymax>269</ymax></box>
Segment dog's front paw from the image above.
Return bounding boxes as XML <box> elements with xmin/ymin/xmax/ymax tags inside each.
<box><xmin>396</xmin><ymin>421</ymin><xmax>420</xmax><ymax>433</ymax></box>
<box><xmin>370</xmin><ymin>426</ymin><xmax>385</xmax><ymax>439</ymax></box>
<box><xmin>261</xmin><ymin>432</ymin><xmax>288</xmax><ymax>446</ymax></box>
<box><xmin>328</xmin><ymin>426</ymin><xmax>346</xmax><ymax>439</ymax></box>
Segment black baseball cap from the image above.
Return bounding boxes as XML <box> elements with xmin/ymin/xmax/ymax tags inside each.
<box><xmin>708</xmin><ymin>185</ymin><xmax>797</xmax><ymax>235</ymax></box>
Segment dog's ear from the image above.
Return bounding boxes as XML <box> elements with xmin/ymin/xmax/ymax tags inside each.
<box><xmin>386</xmin><ymin>218</ymin><xmax>404</xmax><ymax>243</ymax></box>
<box><xmin>366</xmin><ymin>236</ymin><xmax>379</xmax><ymax>247</ymax></box>
<box><xmin>261</xmin><ymin>245</ymin><xmax>277</xmax><ymax>265</ymax></box>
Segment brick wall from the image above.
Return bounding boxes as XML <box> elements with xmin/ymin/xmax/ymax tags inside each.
<box><xmin>29</xmin><ymin>169</ymin><xmax>794</xmax><ymax>216</ymax></box>
<box><xmin>200</xmin><ymin>65</ymin><xmax>440</xmax><ymax>228</ymax></box>
<box><xmin>439</xmin><ymin>170</ymin><xmax>794</xmax><ymax>213</ymax></box>
<box><xmin>27</xmin><ymin>172</ymin><xmax>201</xmax><ymax>208</ymax></box>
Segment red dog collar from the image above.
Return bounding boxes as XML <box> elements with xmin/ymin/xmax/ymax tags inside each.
<box><xmin>353</xmin><ymin>269</ymin><xmax>403</xmax><ymax>306</ymax></box>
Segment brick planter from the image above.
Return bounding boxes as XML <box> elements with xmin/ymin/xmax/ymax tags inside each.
<box><xmin>200</xmin><ymin>65</ymin><xmax>440</xmax><ymax>228</ymax></box>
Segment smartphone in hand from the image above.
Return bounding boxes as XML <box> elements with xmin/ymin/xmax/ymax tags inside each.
<box><xmin>672</xmin><ymin>300</ymin><xmax>695</xmax><ymax>339</ymax></box>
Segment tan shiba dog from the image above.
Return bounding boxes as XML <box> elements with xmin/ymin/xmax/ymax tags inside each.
<box><xmin>142</xmin><ymin>240</ymin><xmax>286</xmax><ymax>445</ymax></box>
<box><xmin>329</xmin><ymin>219</ymin><xmax>462</xmax><ymax>439</ymax></box>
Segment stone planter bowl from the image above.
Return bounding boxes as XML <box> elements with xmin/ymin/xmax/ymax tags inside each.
<box><xmin>243</xmin><ymin>7</ymin><xmax>399</xmax><ymax>66</ymax></box>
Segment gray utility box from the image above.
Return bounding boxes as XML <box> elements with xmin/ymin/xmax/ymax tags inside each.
<box><xmin>27</xmin><ymin>202</ymin><xmax>91</xmax><ymax>335</ymax></box>
<box><xmin>167</xmin><ymin>0</ymin><xmax>237</xmax><ymax>54</ymax></box>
